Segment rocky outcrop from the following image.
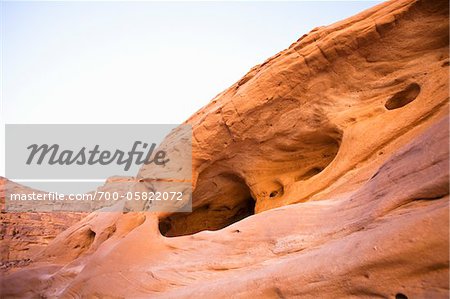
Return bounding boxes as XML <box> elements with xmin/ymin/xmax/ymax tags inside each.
<box><xmin>0</xmin><ymin>178</ymin><xmax>85</xmax><ymax>271</ymax></box>
<box><xmin>155</xmin><ymin>0</ymin><xmax>449</xmax><ymax>237</ymax></box>
<box><xmin>1</xmin><ymin>0</ymin><xmax>448</xmax><ymax>297</ymax></box>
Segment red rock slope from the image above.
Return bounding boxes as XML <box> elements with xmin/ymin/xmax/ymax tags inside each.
<box><xmin>0</xmin><ymin>178</ymin><xmax>85</xmax><ymax>271</ymax></box>
<box><xmin>1</xmin><ymin>0</ymin><xmax>448</xmax><ymax>297</ymax></box>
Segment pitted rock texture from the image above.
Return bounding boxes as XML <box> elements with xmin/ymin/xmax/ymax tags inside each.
<box><xmin>1</xmin><ymin>0</ymin><xmax>449</xmax><ymax>298</ymax></box>
<box><xmin>154</xmin><ymin>0</ymin><xmax>449</xmax><ymax>237</ymax></box>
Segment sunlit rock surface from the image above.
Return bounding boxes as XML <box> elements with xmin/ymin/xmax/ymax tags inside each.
<box><xmin>1</xmin><ymin>0</ymin><xmax>448</xmax><ymax>297</ymax></box>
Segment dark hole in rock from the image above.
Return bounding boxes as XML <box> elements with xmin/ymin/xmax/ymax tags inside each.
<box><xmin>158</xmin><ymin>220</ymin><xmax>172</xmax><ymax>236</ymax></box>
<box><xmin>395</xmin><ymin>293</ymin><xmax>408</xmax><ymax>299</ymax></box>
<box><xmin>159</xmin><ymin>173</ymin><xmax>255</xmax><ymax>237</ymax></box>
<box><xmin>269</xmin><ymin>191</ymin><xmax>279</xmax><ymax>198</ymax></box>
<box><xmin>385</xmin><ymin>83</ymin><xmax>420</xmax><ymax>110</ymax></box>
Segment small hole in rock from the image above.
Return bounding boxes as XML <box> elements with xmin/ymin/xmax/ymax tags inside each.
<box><xmin>385</xmin><ymin>83</ymin><xmax>420</xmax><ymax>110</ymax></box>
<box><xmin>269</xmin><ymin>191</ymin><xmax>279</xmax><ymax>198</ymax></box>
<box><xmin>159</xmin><ymin>220</ymin><xmax>172</xmax><ymax>236</ymax></box>
<box><xmin>395</xmin><ymin>293</ymin><xmax>408</xmax><ymax>299</ymax></box>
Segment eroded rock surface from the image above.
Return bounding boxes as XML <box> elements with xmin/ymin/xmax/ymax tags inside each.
<box><xmin>0</xmin><ymin>178</ymin><xmax>85</xmax><ymax>271</ymax></box>
<box><xmin>1</xmin><ymin>0</ymin><xmax>449</xmax><ymax>298</ymax></box>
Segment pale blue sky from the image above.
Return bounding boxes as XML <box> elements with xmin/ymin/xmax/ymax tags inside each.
<box><xmin>1</xmin><ymin>1</ymin><xmax>382</xmax><ymax>175</ymax></box>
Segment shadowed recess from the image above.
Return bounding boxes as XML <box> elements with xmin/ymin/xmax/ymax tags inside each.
<box><xmin>385</xmin><ymin>83</ymin><xmax>421</xmax><ymax>110</ymax></box>
<box><xmin>159</xmin><ymin>173</ymin><xmax>255</xmax><ymax>237</ymax></box>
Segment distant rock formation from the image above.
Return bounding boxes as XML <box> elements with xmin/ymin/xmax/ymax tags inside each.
<box><xmin>1</xmin><ymin>0</ymin><xmax>448</xmax><ymax>297</ymax></box>
<box><xmin>0</xmin><ymin>178</ymin><xmax>85</xmax><ymax>270</ymax></box>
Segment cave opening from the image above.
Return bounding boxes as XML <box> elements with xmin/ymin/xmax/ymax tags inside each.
<box><xmin>159</xmin><ymin>173</ymin><xmax>255</xmax><ymax>237</ymax></box>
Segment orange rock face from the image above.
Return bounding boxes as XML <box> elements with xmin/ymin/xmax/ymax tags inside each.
<box><xmin>1</xmin><ymin>0</ymin><xmax>448</xmax><ymax>298</ymax></box>
<box><xmin>0</xmin><ymin>178</ymin><xmax>86</xmax><ymax>272</ymax></box>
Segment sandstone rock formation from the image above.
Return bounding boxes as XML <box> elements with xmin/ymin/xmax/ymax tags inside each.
<box><xmin>1</xmin><ymin>0</ymin><xmax>448</xmax><ymax>298</ymax></box>
<box><xmin>0</xmin><ymin>178</ymin><xmax>85</xmax><ymax>271</ymax></box>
